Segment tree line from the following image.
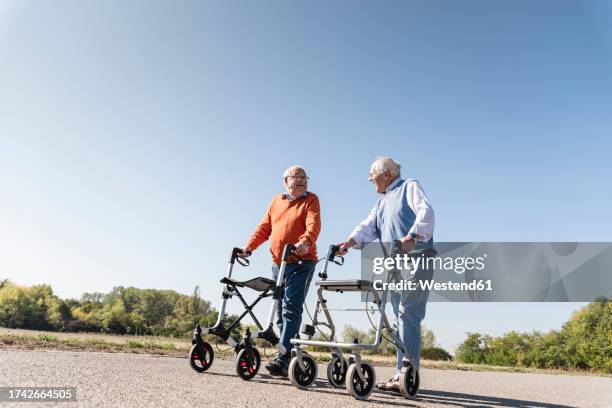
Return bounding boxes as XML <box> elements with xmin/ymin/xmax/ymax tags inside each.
<box><xmin>0</xmin><ymin>279</ymin><xmax>226</xmax><ymax>337</ymax></box>
<box><xmin>455</xmin><ymin>298</ymin><xmax>611</xmax><ymax>373</ymax></box>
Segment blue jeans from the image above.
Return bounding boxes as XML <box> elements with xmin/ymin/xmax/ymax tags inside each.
<box><xmin>271</xmin><ymin>261</ymin><xmax>316</xmax><ymax>365</ymax></box>
<box><xmin>388</xmin><ymin>262</ymin><xmax>434</xmax><ymax>373</ymax></box>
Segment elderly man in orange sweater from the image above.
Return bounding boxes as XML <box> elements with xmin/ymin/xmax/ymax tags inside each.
<box><xmin>239</xmin><ymin>165</ymin><xmax>321</xmax><ymax>377</ymax></box>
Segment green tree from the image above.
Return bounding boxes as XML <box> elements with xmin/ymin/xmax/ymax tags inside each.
<box><xmin>560</xmin><ymin>298</ymin><xmax>611</xmax><ymax>372</ymax></box>
<box><xmin>456</xmin><ymin>333</ymin><xmax>487</xmax><ymax>364</ymax></box>
<box><xmin>0</xmin><ymin>282</ymin><xmax>68</xmax><ymax>330</ymax></box>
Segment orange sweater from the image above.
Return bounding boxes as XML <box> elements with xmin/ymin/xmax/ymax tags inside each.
<box><xmin>247</xmin><ymin>192</ymin><xmax>321</xmax><ymax>264</ymax></box>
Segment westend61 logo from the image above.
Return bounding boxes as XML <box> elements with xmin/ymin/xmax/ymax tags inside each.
<box><xmin>372</xmin><ymin>253</ymin><xmax>487</xmax><ymax>275</ymax></box>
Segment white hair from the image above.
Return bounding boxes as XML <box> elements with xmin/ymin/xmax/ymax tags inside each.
<box><xmin>371</xmin><ymin>156</ymin><xmax>401</xmax><ymax>178</ymax></box>
<box><xmin>283</xmin><ymin>165</ymin><xmax>307</xmax><ymax>178</ymax></box>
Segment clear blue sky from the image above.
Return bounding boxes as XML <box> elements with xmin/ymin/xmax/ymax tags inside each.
<box><xmin>1</xmin><ymin>0</ymin><xmax>611</xmax><ymax>352</ymax></box>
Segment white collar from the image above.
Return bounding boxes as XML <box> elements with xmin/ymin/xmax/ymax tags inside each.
<box><xmin>385</xmin><ymin>177</ymin><xmax>403</xmax><ymax>193</ymax></box>
<box><xmin>283</xmin><ymin>191</ymin><xmax>307</xmax><ymax>201</ymax></box>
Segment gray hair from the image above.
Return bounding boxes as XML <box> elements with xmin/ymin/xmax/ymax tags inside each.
<box><xmin>283</xmin><ymin>165</ymin><xmax>307</xmax><ymax>178</ymax></box>
<box><xmin>371</xmin><ymin>157</ymin><xmax>401</xmax><ymax>178</ymax></box>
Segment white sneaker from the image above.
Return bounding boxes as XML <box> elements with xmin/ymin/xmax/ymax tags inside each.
<box><xmin>375</xmin><ymin>373</ymin><xmax>400</xmax><ymax>391</ymax></box>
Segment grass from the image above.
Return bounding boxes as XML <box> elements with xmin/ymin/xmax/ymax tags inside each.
<box><xmin>37</xmin><ymin>334</ymin><xmax>58</xmax><ymax>342</ymax></box>
<box><xmin>160</xmin><ymin>342</ymin><xmax>177</xmax><ymax>350</ymax></box>
<box><xmin>0</xmin><ymin>328</ymin><xmax>194</xmax><ymax>357</ymax></box>
<box><xmin>125</xmin><ymin>340</ymin><xmax>144</xmax><ymax>349</ymax></box>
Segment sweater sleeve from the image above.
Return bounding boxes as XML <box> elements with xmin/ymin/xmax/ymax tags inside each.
<box><xmin>298</xmin><ymin>196</ymin><xmax>321</xmax><ymax>247</ymax></box>
<box><xmin>246</xmin><ymin>198</ymin><xmax>274</xmax><ymax>251</ymax></box>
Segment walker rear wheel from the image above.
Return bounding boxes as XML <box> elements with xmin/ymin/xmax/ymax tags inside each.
<box><xmin>326</xmin><ymin>356</ymin><xmax>348</xmax><ymax>388</ymax></box>
<box><xmin>399</xmin><ymin>361</ymin><xmax>420</xmax><ymax>398</ymax></box>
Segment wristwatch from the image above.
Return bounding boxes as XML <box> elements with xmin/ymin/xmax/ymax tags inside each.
<box><xmin>393</xmin><ymin>239</ymin><xmax>404</xmax><ymax>253</ymax></box>
<box><xmin>410</xmin><ymin>232</ymin><xmax>419</xmax><ymax>242</ymax></box>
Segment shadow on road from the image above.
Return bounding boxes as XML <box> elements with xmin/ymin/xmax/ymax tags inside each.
<box><xmin>204</xmin><ymin>372</ymin><xmax>573</xmax><ymax>407</ymax></box>
<box><xmin>416</xmin><ymin>389</ymin><xmax>575</xmax><ymax>408</ymax></box>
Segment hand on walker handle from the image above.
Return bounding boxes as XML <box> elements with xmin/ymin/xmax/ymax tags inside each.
<box><xmin>336</xmin><ymin>238</ymin><xmax>356</xmax><ymax>256</ymax></box>
<box><xmin>238</xmin><ymin>246</ymin><xmax>252</xmax><ymax>258</ymax></box>
<box><xmin>398</xmin><ymin>236</ymin><xmax>416</xmax><ymax>253</ymax></box>
<box><xmin>294</xmin><ymin>240</ymin><xmax>309</xmax><ymax>256</ymax></box>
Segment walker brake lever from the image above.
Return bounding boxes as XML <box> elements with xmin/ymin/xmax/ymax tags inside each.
<box><xmin>231</xmin><ymin>247</ymin><xmax>251</xmax><ymax>265</ymax></box>
<box><xmin>236</xmin><ymin>257</ymin><xmax>250</xmax><ymax>266</ymax></box>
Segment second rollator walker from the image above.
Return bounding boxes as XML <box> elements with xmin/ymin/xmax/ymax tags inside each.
<box><xmin>287</xmin><ymin>243</ymin><xmax>425</xmax><ymax>400</ymax></box>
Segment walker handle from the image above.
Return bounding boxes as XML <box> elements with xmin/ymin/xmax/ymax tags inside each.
<box><xmin>329</xmin><ymin>244</ymin><xmax>344</xmax><ymax>266</ymax></box>
<box><xmin>230</xmin><ymin>247</ymin><xmax>250</xmax><ymax>266</ymax></box>
<box><xmin>328</xmin><ymin>245</ymin><xmax>340</xmax><ymax>261</ymax></box>
<box><xmin>281</xmin><ymin>244</ymin><xmax>297</xmax><ymax>262</ymax></box>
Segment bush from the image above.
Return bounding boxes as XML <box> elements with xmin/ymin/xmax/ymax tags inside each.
<box><xmin>421</xmin><ymin>347</ymin><xmax>452</xmax><ymax>361</ymax></box>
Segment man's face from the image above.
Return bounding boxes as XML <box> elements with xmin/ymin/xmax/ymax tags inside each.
<box><xmin>284</xmin><ymin>167</ymin><xmax>308</xmax><ymax>196</ymax></box>
<box><xmin>369</xmin><ymin>166</ymin><xmax>390</xmax><ymax>194</ymax></box>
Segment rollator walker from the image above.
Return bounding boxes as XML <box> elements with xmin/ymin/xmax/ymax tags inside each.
<box><xmin>288</xmin><ymin>243</ymin><xmax>422</xmax><ymax>400</ymax></box>
<box><xmin>189</xmin><ymin>244</ymin><xmax>299</xmax><ymax>380</ymax></box>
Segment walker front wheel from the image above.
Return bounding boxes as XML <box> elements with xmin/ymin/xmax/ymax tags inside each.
<box><xmin>288</xmin><ymin>354</ymin><xmax>318</xmax><ymax>389</ymax></box>
<box><xmin>346</xmin><ymin>362</ymin><xmax>375</xmax><ymax>400</ymax></box>
<box><xmin>189</xmin><ymin>342</ymin><xmax>214</xmax><ymax>373</ymax></box>
<box><xmin>235</xmin><ymin>347</ymin><xmax>261</xmax><ymax>380</ymax></box>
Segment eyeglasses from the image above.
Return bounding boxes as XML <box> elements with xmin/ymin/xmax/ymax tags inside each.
<box><xmin>286</xmin><ymin>175</ymin><xmax>309</xmax><ymax>180</ymax></box>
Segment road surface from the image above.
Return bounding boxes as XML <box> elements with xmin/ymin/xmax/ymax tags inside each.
<box><xmin>1</xmin><ymin>350</ymin><xmax>610</xmax><ymax>407</ymax></box>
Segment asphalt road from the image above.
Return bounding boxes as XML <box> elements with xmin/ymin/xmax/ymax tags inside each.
<box><xmin>1</xmin><ymin>350</ymin><xmax>610</xmax><ymax>407</ymax></box>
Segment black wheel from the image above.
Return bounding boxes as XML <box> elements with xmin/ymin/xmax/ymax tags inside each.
<box><xmin>346</xmin><ymin>362</ymin><xmax>375</xmax><ymax>400</ymax></box>
<box><xmin>234</xmin><ymin>347</ymin><xmax>261</xmax><ymax>380</ymax></box>
<box><xmin>326</xmin><ymin>356</ymin><xmax>348</xmax><ymax>388</ymax></box>
<box><xmin>399</xmin><ymin>361</ymin><xmax>420</xmax><ymax>398</ymax></box>
<box><xmin>288</xmin><ymin>354</ymin><xmax>318</xmax><ymax>389</ymax></box>
<box><xmin>189</xmin><ymin>342</ymin><xmax>214</xmax><ymax>373</ymax></box>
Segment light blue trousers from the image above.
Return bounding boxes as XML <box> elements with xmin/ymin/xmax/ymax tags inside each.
<box><xmin>388</xmin><ymin>264</ymin><xmax>434</xmax><ymax>373</ymax></box>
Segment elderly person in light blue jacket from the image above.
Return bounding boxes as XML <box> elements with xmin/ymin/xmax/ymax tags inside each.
<box><xmin>338</xmin><ymin>156</ymin><xmax>435</xmax><ymax>393</ymax></box>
